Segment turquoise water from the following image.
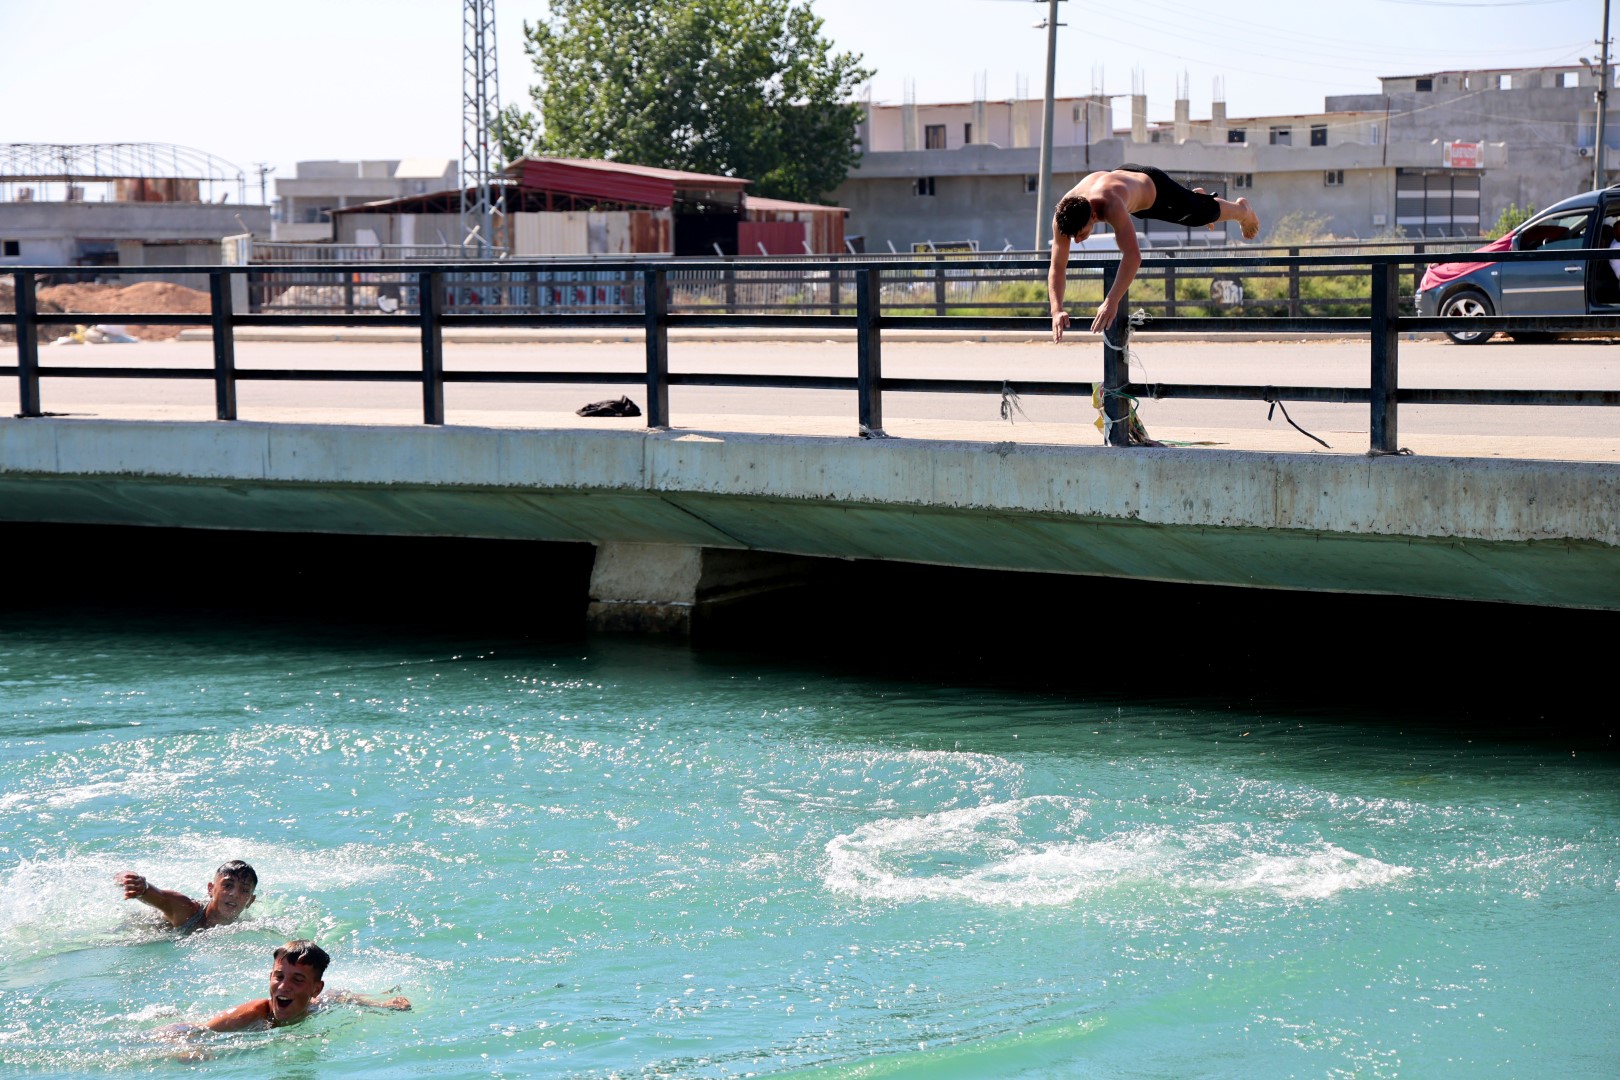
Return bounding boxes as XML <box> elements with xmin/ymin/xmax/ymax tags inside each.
<box><xmin>1</xmin><ymin>610</ymin><xmax>1616</xmax><ymax>1078</ymax></box>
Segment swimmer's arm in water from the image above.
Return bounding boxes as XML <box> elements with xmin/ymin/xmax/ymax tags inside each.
<box><xmin>115</xmin><ymin>871</ymin><xmax>200</xmax><ymax>928</ymax></box>
<box><xmin>323</xmin><ymin>989</ymin><xmax>412</xmax><ymax>1011</ymax></box>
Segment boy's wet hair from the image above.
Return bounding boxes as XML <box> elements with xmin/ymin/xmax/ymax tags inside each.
<box><xmin>1054</xmin><ymin>195</ymin><xmax>1093</xmax><ymax>239</ymax></box>
<box><xmin>216</xmin><ymin>860</ymin><xmax>258</xmax><ymax>890</ymax></box>
<box><xmin>273</xmin><ymin>939</ymin><xmax>331</xmax><ymax>979</ymax></box>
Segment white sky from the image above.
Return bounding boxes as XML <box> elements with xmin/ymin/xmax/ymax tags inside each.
<box><xmin>0</xmin><ymin>0</ymin><xmax>1608</xmax><ymax>201</ymax></box>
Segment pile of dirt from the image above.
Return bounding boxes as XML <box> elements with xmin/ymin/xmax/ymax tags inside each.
<box><xmin>0</xmin><ymin>281</ymin><xmax>72</xmax><ymax>343</ymax></box>
<box><xmin>35</xmin><ymin>281</ymin><xmax>211</xmax><ymax>340</ymax></box>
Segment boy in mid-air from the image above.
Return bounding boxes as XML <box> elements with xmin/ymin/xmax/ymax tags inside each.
<box><xmin>116</xmin><ymin>860</ymin><xmax>258</xmax><ymax>934</ymax></box>
<box><xmin>1047</xmin><ymin>165</ymin><xmax>1261</xmax><ymax>341</ymax></box>
<box><xmin>172</xmin><ymin>939</ymin><xmax>411</xmax><ymax>1035</ymax></box>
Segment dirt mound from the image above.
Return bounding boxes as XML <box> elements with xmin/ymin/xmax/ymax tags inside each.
<box><xmin>33</xmin><ymin>281</ymin><xmax>211</xmax><ymax>340</ymax></box>
<box><xmin>0</xmin><ymin>281</ymin><xmax>72</xmax><ymax>343</ymax></box>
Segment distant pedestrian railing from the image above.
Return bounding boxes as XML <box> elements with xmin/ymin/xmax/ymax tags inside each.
<box><xmin>232</xmin><ymin>238</ymin><xmax>1487</xmax><ymax>318</ymax></box>
<box><xmin>3</xmin><ymin>251</ymin><xmax>1618</xmax><ymax>455</ymax></box>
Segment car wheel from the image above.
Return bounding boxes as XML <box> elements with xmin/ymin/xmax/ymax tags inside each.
<box><xmin>1440</xmin><ymin>290</ymin><xmax>1494</xmax><ymax>345</ymax></box>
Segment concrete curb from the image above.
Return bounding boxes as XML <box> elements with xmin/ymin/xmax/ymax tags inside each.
<box><xmin>178</xmin><ymin>327</ymin><xmax>1427</xmax><ymax>345</ymax></box>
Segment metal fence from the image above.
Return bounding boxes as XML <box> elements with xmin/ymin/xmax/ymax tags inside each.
<box><xmin>238</xmin><ymin>238</ymin><xmax>1489</xmax><ymax>318</ymax></box>
<box><xmin>4</xmin><ymin>251</ymin><xmax>1619</xmax><ymax>455</ymax></box>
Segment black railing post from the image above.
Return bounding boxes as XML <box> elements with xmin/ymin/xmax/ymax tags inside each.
<box><xmin>1370</xmin><ymin>262</ymin><xmax>1400</xmax><ymax>453</ymax></box>
<box><xmin>933</xmin><ymin>256</ymin><xmax>947</xmax><ymax>316</ymax></box>
<box><xmin>644</xmin><ymin>268</ymin><xmax>669</xmax><ymax>428</ymax></box>
<box><xmin>209</xmin><ymin>271</ymin><xmax>237</xmax><ymax>420</ymax></box>
<box><xmin>15</xmin><ymin>271</ymin><xmax>41</xmax><ymax>418</ymax></box>
<box><xmin>1101</xmin><ymin>265</ymin><xmax>1131</xmax><ymax>447</ymax></box>
<box><xmin>829</xmin><ymin>262</ymin><xmax>842</xmax><ymax>316</ymax></box>
<box><xmin>856</xmin><ymin>267</ymin><xmax>885</xmax><ymax>437</ymax></box>
<box><xmin>1163</xmin><ymin>261</ymin><xmax>1177</xmax><ymax>317</ymax></box>
<box><xmin>1412</xmin><ymin>243</ymin><xmax>1426</xmax><ymax>297</ymax></box>
<box><xmin>1288</xmin><ymin>248</ymin><xmax>1301</xmax><ymax>319</ymax></box>
<box><xmin>724</xmin><ymin>262</ymin><xmax>737</xmax><ymax>313</ymax></box>
<box><xmin>419</xmin><ymin>270</ymin><xmax>445</xmax><ymax>425</ymax></box>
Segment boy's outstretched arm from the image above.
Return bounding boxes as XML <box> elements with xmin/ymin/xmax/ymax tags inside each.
<box><xmin>115</xmin><ymin>871</ymin><xmax>198</xmax><ymax>928</ymax></box>
<box><xmin>325</xmin><ymin>989</ymin><xmax>412</xmax><ymax>1011</ymax></box>
<box><xmin>1048</xmin><ymin>230</ymin><xmax>1072</xmax><ymax>342</ymax></box>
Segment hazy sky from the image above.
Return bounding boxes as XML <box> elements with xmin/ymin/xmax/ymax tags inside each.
<box><xmin>1</xmin><ymin>0</ymin><xmax>1608</xmax><ymax>197</ymax></box>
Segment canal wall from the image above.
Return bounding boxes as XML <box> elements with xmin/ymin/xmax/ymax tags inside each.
<box><xmin>1</xmin><ymin>418</ymin><xmax>1617</xmax><ymax>620</ymax></box>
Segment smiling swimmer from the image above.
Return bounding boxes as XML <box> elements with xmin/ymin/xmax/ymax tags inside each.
<box><xmin>116</xmin><ymin>860</ymin><xmax>259</xmax><ymax>934</ymax></box>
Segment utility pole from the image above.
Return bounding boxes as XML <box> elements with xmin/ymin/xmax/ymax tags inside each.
<box><xmin>1597</xmin><ymin>0</ymin><xmax>1613</xmax><ymax>189</ymax></box>
<box><xmin>1033</xmin><ymin>0</ymin><xmax>1061</xmax><ymax>252</ymax></box>
<box><xmin>461</xmin><ymin>0</ymin><xmax>501</xmax><ymax>256</ymax></box>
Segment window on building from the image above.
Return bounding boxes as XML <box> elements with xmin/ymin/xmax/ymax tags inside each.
<box><xmin>1269</xmin><ymin>126</ymin><xmax>1292</xmax><ymax>146</ymax></box>
<box><xmin>1232</xmin><ymin>174</ymin><xmax>1253</xmax><ymax>189</ymax></box>
<box><xmin>913</xmin><ymin>177</ymin><xmax>937</xmax><ymax>197</ymax></box>
<box><xmin>1024</xmin><ymin>175</ymin><xmax>1040</xmax><ymax>194</ymax></box>
<box><xmin>1227</xmin><ymin>128</ymin><xmax>1246</xmax><ymax>143</ymax></box>
<box><xmin>924</xmin><ymin>124</ymin><xmax>947</xmax><ymax>150</ymax></box>
<box><xmin>1325</xmin><ymin>169</ymin><xmax>1345</xmax><ymax>187</ymax></box>
<box><xmin>1311</xmin><ymin>124</ymin><xmax>1328</xmax><ymax>147</ymax></box>
<box><xmin>1500</xmin><ymin>74</ymin><xmax>1514</xmax><ymax>90</ymax></box>
<box><xmin>963</xmin><ymin>123</ymin><xmax>973</xmax><ymax>145</ymax></box>
<box><xmin>1415</xmin><ymin>77</ymin><xmax>1433</xmax><ymax>92</ymax></box>
<box><xmin>1561</xmin><ymin>71</ymin><xmax>1580</xmax><ymax>88</ymax></box>
<box><xmin>2</xmin><ymin>240</ymin><xmax>18</xmax><ymax>258</ymax></box>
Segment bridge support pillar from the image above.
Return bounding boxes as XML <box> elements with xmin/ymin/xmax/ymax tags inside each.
<box><xmin>586</xmin><ymin>542</ymin><xmax>816</xmax><ymax>635</ymax></box>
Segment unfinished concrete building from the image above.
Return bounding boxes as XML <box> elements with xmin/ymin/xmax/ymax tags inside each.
<box><xmin>0</xmin><ymin>143</ymin><xmax>270</xmax><ymax>285</ymax></box>
<box><xmin>834</xmin><ymin>63</ymin><xmax>1618</xmax><ymax>251</ymax></box>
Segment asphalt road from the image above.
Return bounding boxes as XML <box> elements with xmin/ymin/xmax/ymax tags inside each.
<box><xmin>17</xmin><ymin>336</ymin><xmax>1620</xmax><ymax>461</ymax></box>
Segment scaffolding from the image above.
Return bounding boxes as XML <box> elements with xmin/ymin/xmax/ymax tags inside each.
<box><xmin>0</xmin><ymin>143</ymin><xmax>247</xmax><ymax>204</ymax></box>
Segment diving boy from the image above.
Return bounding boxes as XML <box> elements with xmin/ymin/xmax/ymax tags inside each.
<box><xmin>185</xmin><ymin>939</ymin><xmax>411</xmax><ymax>1033</ymax></box>
<box><xmin>115</xmin><ymin>860</ymin><xmax>258</xmax><ymax>934</ymax></box>
<box><xmin>1048</xmin><ymin>165</ymin><xmax>1261</xmax><ymax>341</ymax></box>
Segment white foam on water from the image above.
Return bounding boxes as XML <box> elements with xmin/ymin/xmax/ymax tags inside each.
<box><xmin>823</xmin><ymin>797</ymin><xmax>1412</xmax><ymax>907</ymax></box>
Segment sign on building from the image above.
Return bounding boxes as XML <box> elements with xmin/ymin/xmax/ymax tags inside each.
<box><xmin>1442</xmin><ymin>141</ymin><xmax>1482</xmax><ymax>169</ymax></box>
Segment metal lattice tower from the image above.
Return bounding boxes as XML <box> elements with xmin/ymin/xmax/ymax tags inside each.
<box><xmin>461</xmin><ymin>0</ymin><xmax>501</xmax><ymax>256</ymax></box>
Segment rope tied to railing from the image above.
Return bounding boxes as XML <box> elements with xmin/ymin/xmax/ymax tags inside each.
<box><xmin>1263</xmin><ymin>392</ymin><xmax>1332</xmax><ymax>449</ymax></box>
<box><xmin>1000</xmin><ymin>381</ymin><xmax>1031</xmax><ymax>423</ymax></box>
<box><xmin>1092</xmin><ymin>384</ymin><xmax>1163</xmax><ymax>446</ymax></box>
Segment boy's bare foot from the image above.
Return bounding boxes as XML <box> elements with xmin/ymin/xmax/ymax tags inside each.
<box><xmin>1236</xmin><ymin>197</ymin><xmax>1260</xmax><ymax>239</ymax></box>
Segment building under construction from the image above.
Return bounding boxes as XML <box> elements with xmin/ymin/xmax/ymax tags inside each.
<box><xmin>0</xmin><ymin>143</ymin><xmax>269</xmax><ymax>282</ymax></box>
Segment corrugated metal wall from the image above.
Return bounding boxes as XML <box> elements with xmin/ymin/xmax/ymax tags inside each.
<box><xmin>739</xmin><ymin>221</ymin><xmax>806</xmax><ymax>256</ymax></box>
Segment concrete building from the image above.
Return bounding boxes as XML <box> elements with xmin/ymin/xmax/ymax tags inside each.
<box><xmin>272</xmin><ymin>159</ymin><xmax>459</xmax><ymax>241</ymax></box>
<box><xmin>0</xmin><ymin>143</ymin><xmax>270</xmax><ymax>285</ymax></box>
<box><xmin>833</xmin><ymin>64</ymin><xmax>1617</xmax><ymax>252</ymax></box>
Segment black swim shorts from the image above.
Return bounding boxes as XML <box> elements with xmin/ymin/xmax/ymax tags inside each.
<box><xmin>1118</xmin><ymin>163</ymin><xmax>1221</xmax><ymax>228</ymax></box>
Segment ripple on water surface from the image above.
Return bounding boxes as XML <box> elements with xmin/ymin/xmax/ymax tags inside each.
<box><xmin>0</xmin><ymin>622</ymin><xmax>1616</xmax><ymax>1077</ymax></box>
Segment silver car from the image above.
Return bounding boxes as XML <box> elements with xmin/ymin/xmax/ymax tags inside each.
<box><xmin>1414</xmin><ymin>185</ymin><xmax>1620</xmax><ymax>343</ymax></box>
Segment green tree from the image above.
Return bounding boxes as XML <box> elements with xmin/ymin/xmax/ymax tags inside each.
<box><xmin>1486</xmin><ymin>202</ymin><xmax>1535</xmax><ymax>239</ymax></box>
<box><xmin>507</xmin><ymin>0</ymin><xmax>871</xmax><ymax>204</ymax></box>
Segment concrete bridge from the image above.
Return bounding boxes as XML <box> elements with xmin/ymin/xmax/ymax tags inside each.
<box><xmin>2</xmin><ymin>417</ymin><xmax>1615</xmax><ymax>631</ymax></box>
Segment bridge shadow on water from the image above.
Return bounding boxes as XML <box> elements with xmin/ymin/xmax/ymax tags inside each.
<box><xmin>3</xmin><ymin>523</ymin><xmax>1613</xmax><ymax>748</ymax></box>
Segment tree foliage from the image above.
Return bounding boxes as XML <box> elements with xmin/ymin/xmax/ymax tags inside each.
<box><xmin>502</xmin><ymin>0</ymin><xmax>871</xmax><ymax>204</ymax></box>
<box><xmin>1486</xmin><ymin>202</ymin><xmax>1536</xmax><ymax>239</ymax></box>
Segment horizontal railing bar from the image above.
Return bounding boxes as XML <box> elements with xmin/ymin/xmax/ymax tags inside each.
<box><xmin>3</xmin><ymin>365</ymin><xmax>1614</xmax><ymax>408</ymax></box>
<box><xmin>8</xmin><ymin>248</ymin><xmax>1617</xmax><ymax>277</ymax></box>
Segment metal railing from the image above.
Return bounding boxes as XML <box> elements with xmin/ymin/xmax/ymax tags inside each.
<box><xmin>4</xmin><ymin>250</ymin><xmax>1619</xmax><ymax>455</ymax></box>
<box><xmin>237</xmin><ymin>237</ymin><xmax>1487</xmax><ymax>318</ymax></box>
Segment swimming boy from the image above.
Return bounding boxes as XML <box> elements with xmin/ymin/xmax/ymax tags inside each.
<box><xmin>1048</xmin><ymin>165</ymin><xmax>1261</xmax><ymax>341</ymax></box>
<box><xmin>115</xmin><ymin>860</ymin><xmax>258</xmax><ymax>934</ymax></box>
<box><xmin>183</xmin><ymin>940</ymin><xmax>411</xmax><ymax>1033</ymax></box>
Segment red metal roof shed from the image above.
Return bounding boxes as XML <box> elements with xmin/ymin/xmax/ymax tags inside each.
<box><xmin>505</xmin><ymin>158</ymin><xmax>750</xmax><ymax>209</ymax></box>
